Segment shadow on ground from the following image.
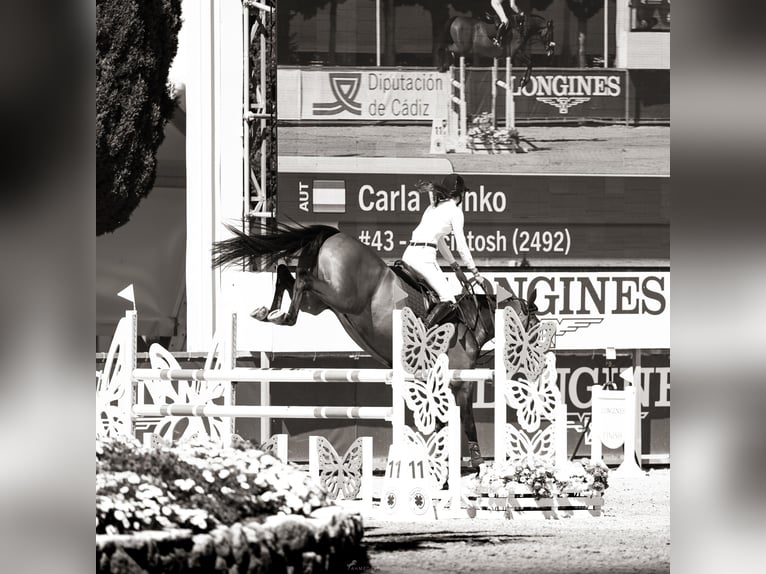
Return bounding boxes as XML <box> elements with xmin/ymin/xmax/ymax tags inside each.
<box><xmin>363</xmin><ymin>528</ymin><xmax>550</xmax><ymax>552</ymax></box>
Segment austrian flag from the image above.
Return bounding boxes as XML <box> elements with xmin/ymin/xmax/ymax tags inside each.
<box><xmin>312</xmin><ymin>180</ymin><xmax>346</xmax><ymax>213</ymax></box>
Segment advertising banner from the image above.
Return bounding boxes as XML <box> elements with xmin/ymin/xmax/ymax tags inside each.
<box><xmin>299</xmin><ymin>69</ymin><xmax>447</xmax><ymax>121</ymax></box>
<box><xmin>278</xmin><ymin>68</ymin><xmax>630</xmax><ymax>123</ymax></box>
<box><xmin>277</xmin><ymin>168</ymin><xmax>669</xmax><ymax>261</ymax></box>
<box><xmin>221</xmin><ymin>269</ymin><xmax>669</xmax><ymax>352</ymax></box>
<box><xmin>489</xmin><ymin>68</ymin><xmax>628</xmax><ymax>121</ymax></box>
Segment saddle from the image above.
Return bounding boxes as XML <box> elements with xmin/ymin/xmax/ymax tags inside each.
<box><xmin>391</xmin><ymin>261</ymin><xmax>461</xmax><ymax>327</ymax></box>
<box><xmin>391</xmin><ymin>261</ymin><xmax>438</xmax><ymax>320</ymax></box>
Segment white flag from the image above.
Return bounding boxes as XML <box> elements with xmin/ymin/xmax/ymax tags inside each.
<box><xmin>619</xmin><ymin>366</ymin><xmax>635</xmax><ymax>384</ymax></box>
<box><xmin>117</xmin><ymin>284</ymin><xmax>136</xmax><ymax>308</ymax></box>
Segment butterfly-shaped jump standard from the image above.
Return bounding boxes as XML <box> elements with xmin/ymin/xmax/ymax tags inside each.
<box><xmin>503</xmin><ymin>352</ymin><xmax>560</xmax><ymax>433</ymax></box>
<box><xmin>504</xmin><ymin>424</ymin><xmax>556</xmax><ymax>464</ymax></box>
<box><xmin>403</xmin><ymin>353</ymin><xmax>453</xmax><ymax>436</ymax></box>
<box><xmin>503</xmin><ymin>307</ymin><xmax>557</xmax><ymax>381</ymax></box>
<box><xmin>400</xmin><ymin>307</ymin><xmax>454</xmax><ymax>379</ymax></box>
<box><xmin>403</xmin><ymin>425</ymin><xmax>450</xmax><ymax>490</ymax></box>
<box><xmin>315</xmin><ymin>436</ymin><xmax>365</xmax><ymax>500</ymax></box>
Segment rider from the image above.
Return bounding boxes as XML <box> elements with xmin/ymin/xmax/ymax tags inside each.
<box><xmin>402</xmin><ymin>173</ymin><xmax>485</xmax><ymax>329</ymax></box>
<box><xmin>491</xmin><ymin>0</ymin><xmax>525</xmax><ymax>47</ymax></box>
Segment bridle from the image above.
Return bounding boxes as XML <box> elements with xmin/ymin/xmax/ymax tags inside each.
<box><xmin>519</xmin><ymin>15</ymin><xmax>555</xmax><ymax>58</ymax></box>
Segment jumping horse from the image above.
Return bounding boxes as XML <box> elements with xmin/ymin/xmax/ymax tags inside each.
<box><xmin>438</xmin><ymin>13</ymin><xmax>555</xmax><ymax>88</ymax></box>
<box><xmin>212</xmin><ymin>222</ymin><xmax>540</xmax><ymax>467</ymax></box>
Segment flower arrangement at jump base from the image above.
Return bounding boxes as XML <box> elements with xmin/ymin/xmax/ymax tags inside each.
<box><xmin>467</xmin><ymin>456</ymin><xmax>609</xmax><ymax>504</ymax></box>
<box><xmin>467</xmin><ymin>112</ymin><xmax>526</xmax><ymax>153</ymax></box>
<box><xmin>96</xmin><ymin>436</ymin><xmax>329</xmax><ymax>535</ymax></box>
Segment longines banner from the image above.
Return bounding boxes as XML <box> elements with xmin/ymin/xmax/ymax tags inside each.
<box><xmin>278</xmin><ymin>68</ymin><xmax>628</xmax><ymax>122</ymax></box>
<box><xmin>222</xmin><ymin>270</ymin><xmax>669</xmax><ymax>351</ymax></box>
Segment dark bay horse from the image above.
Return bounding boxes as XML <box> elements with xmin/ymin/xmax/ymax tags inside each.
<box><xmin>213</xmin><ymin>223</ymin><xmax>539</xmax><ymax>466</ymax></box>
<box><xmin>438</xmin><ymin>13</ymin><xmax>555</xmax><ymax>87</ymax></box>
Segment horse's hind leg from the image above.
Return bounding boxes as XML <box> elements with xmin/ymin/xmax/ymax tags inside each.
<box><xmin>268</xmin><ymin>266</ymin><xmax>328</xmax><ymax>326</ymax></box>
<box><xmin>251</xmin><ymin>264</ymin><xmax>294</xmax><ymax>321</ymax></box>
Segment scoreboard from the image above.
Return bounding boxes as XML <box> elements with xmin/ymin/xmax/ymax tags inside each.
<box><xmin>277</xmin><ymin>157</ymin><xmax>669</xmax><ymax>264</ymax></box>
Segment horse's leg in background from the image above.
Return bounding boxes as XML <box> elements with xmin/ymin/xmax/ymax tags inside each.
<box><xmin>250</xmin><ymin>264</ymin><xmax>293</xmax><ymax>321</ymax></box>
<box><xmin>452</xmin><ymin>380</ymin><xmax>484</xmax><ymax>467</ymax></box>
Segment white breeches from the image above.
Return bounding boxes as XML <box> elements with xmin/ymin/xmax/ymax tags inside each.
<box><xmin>491</xmin><ymin>0</ymin><xmax>509</xmax><ymax>23</ymax></box>
<box><xmin>402</xmin><ymin>246</ymin><xmax>456</xmax><ymax>303</ymax></box>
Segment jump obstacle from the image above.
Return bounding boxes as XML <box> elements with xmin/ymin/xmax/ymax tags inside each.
<box><xmin>97</xmin><ymin>284</ymin><xmax>633</xmax><ymax>517</ymax></box>
<box><xmin>430</xmin><ymin>57</ymin><xmax>516</xmax><ymax>154</ymax></box>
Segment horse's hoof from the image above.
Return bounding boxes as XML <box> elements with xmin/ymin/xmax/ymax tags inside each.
<box><xmin>267</xmin><ymin>309</ymin><xmax>287</xmax><ymax>322</ymax></box>
<box><xmin>468</xmin><ymin>441</ymin><xmax>485</xmax><ymax>469</ymax></box>
<box><xmin>250</xmin><ymin>307</ymin><xmax>269</xmax><ymax>321</ymax></box>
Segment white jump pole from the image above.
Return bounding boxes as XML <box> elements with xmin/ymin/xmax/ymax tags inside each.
<box><xmin>391</xmin><ymin>309</ymin><xmax>406</xmax><ymax>448</ymax></box>
<box><xmin>448</xmin><ymin>56</ymin><xmax>467</xmax><ymax>151</ymax></box>
<box><xmin>491</xmin><ymin>59</ymin><xmax>498</xmax><ymax>128</ymax></box>
<box><xmin>505</xmin><ymin>56</ymin><xmax>514</xmax><ymax>129</ymax></box>
<box><xmin>458</xmin><ymin>57</ymin><xmax>467</xmax><ymax>142</ymax></box>
<box><xmin>133</xmin><ymin>404</ymin><xmax>394</xmax><ymax>420</ymax></box>
<box><xmin>493</xmin><ymin>306</ymin><xmax>507</xmax><ymax>464</ymax></box>
<box><xmin>492</xmin><ymin>58</ymin><xmax>514</xmax><ymax>130</ymax></box>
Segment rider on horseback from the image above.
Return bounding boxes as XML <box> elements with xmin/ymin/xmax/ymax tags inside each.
<box><xmin>491</xmin><ymin>0</ymin><xmax>525</xmax><ymax>47</ymax></box>
<box><xmin>403</xmin><ymin>174</ymin><xmax>485</xmax><ymax>329</ymax></box>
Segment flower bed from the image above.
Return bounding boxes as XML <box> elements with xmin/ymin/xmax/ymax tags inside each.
<box><xmin>465</xmin><ymin>458</ymin><xmax>609</xmax><ymax>519</ymax></box>
<box><xmin>467</xmin><ymin>112</ymin><xmax>527</xmax><ymax>154</ymax></box>
<box><xmin>96</xmin><ymin>437</ymin><xmax>367</xmax><ymax>573</ymax></box>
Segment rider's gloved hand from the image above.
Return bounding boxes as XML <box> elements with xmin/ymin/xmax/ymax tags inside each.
<box><xmin>469</xmin><ymin>268</ymin><xmax>484</xmax><ymax>285</ymax></box>
<box><xmin>450</xmin><ymin>261</ymin><xmax>468</xmax><ymax>284</ymax></box>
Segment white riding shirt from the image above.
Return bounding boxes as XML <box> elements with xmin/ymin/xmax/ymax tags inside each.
<box><xmin>402</xmin><ymin>199</ymin><xmax>476</xmax><ymax>302</ymax></box>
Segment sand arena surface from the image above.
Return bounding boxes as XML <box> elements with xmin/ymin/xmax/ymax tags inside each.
<box><xmin>361</xmin><ymin>469</ymin><xmax>670</xmax><ymax>574</ymax></box>
<box><xmin>279</xmin><ymin>124</ymin><xmax>669</xmax><ymax>176</ymax></box>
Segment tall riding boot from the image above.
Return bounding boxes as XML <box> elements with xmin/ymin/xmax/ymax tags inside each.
<box><xmin>468</xmin><ymin>441</ymin><xmax>485</xmax><ymax>468</ymax></box>
<box><xmin>424</xmin><ymin>301</ymin><xmax>454</xmax><ymax>330</ymax></box>
<box><xmin>493</xmin><ymin>21</ymin><xmax>507</xmax><ymax>47</ymax></box>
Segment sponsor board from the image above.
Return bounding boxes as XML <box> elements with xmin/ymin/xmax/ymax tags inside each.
<box><xmin>221</xmin><ymin>270</ymin><xmax>669</xmax><ymax>351</ymax></box>
<box><xmin>301</xmin><ymin>69</ymin><xmax>446</xmax><ymax>120</ymax></box>
<box><xmin>279</xmin><ymin>68</ymin><xmax>628</xmax><ymax>122</ymax></box>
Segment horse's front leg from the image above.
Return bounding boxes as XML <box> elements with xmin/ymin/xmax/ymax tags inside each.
<box><xmin>251</xmin><ymin>264</ymin><xmax>294</xmax><ymax>321</ymax></box>
<box><xmin>521</xmin><ymin>63</ymin><xmax>532</xmax><ymax>88</ymax></box>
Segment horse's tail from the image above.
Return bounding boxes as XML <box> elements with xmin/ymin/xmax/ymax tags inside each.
<box><xmin>212</xmin><ymin>222</ymin><xmax>339</xmax><ymax>270</ymax></box>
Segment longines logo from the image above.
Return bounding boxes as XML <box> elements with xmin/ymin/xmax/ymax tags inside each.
<box><xmin>313</xmin><ymin>73</ymin><xmax>363</xmax><ymax>116</ymax></box>
<box><xmin>537</xmin><ymin>97</ymin><xmax>591</xmax><ymax>114</ymax></box>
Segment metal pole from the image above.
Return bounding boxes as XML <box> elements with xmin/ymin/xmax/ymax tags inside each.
<box><xmin>376</xmin><ymin>0</ymin><xmax>381</xmax><ymax>66</ymax></box>
<box><xmin>604</xmin><ymin>0</ymin><xmax>609</xmax><ymax>68</ymax></box>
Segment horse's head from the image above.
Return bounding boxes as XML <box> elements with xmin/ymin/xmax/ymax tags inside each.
<box><xmin>504</xmin><ymin>288</ymin><xmax>541</xmax><ymax>330</ymax></box>
<box><xmin>525</xmin><ymin>16</ymin><xmax>555</xmax><ymax>59</ymax></box>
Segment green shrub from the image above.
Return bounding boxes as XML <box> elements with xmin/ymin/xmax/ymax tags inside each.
<box><xmin>96</xmin><ymin>0</ymin><xmax>182</xmax><ymax>235</ymax></box>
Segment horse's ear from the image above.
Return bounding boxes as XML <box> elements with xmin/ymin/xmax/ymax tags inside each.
<box><xmin>529</xmin><ymin>288</ymin><xmax>537</xmax><ymax>305</ymax></box>
<box><xmin>548</xmin><ymin>20</ymin><xmax>553</xmax><ymax>27</ymax></box>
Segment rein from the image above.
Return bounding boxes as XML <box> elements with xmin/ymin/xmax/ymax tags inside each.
<box><xmin>453</xmin><ymin>278</ymin><xmax>539</xmax><ymax>365</ymax></box>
